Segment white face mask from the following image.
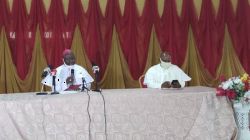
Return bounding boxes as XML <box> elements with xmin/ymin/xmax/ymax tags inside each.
<box><xmin>160</xmin><ymin>59</ymin><xmax>172</xmax><ymax>69</ymax></box>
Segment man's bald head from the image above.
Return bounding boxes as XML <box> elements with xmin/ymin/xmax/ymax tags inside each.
<box><xmin>160</xmin><ymin>51</ymin><xmax>171</xmax><ymax>62</ymax></box>
<box><xmin>63</xmin><ymin>49</ymin><xmax>75</xmax><ymax>65</ymax></box>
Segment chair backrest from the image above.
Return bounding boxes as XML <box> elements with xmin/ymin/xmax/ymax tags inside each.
<box><xmin>139</xmin><ymin>75</ymin><xmax>147</xmax><ymax>88</ymax></box>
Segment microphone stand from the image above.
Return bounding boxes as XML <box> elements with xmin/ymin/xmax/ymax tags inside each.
<box><xmin>90</xmin><ymin>65</ymin><xmax>107</xmax><ymax>140</ymax></box>
<box><xmin>92</xmin><ymin>71</ymin><xmax>101</xmax><ymax>92</ymax></box>
<box><xmin>36</xmin><ymin>84</ymin><xmax>48</xmax><ymax>95</ymax></box>
<box><xmin>92</xmin><ymin>71</ymin><xmax>107</xmax><ymax>140</ymax></box>
<box><xmin>51</xmin><ymin>75</ymin><xmax>59</xmax><ymax>94</ymax></box>
<box><xmin>81</xmin><ymin>78</ymin><xmax>89</xmax><ymax>92</ymax></box>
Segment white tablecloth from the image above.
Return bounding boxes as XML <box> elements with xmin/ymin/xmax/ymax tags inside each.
<box><xmin>0</xmin><ymin>86</ymin><xmax>237</xmax><ymax>140</ymax></box>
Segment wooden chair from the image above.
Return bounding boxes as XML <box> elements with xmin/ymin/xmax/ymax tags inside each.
<box><xmin>139</xmin><ymin>75</ymin><xmax>147</xmax><ymax>88</ymax></box>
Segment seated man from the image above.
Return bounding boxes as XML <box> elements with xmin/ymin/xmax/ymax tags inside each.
<box><xmin>41</xmin><ymin>49</ymin><xmax>94</xmax><ymax>92</ymax></box>
<box><xmin>144</xmin><ymin>51</ymin><xmax>191</xmax><ymax>88</ymax></box>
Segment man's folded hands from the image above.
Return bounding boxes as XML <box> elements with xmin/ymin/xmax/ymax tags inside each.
<box><xmin>161</xmin><ymin>80</ymin><xmax>181</xmax><ymax>88</ymax></box>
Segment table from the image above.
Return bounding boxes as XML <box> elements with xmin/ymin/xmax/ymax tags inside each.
<box><xmin>0</xmin><ymin>86</ymin><xmax>236</xmax><ymax>140</ymax></box>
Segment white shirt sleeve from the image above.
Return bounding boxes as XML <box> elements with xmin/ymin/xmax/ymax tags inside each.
<box><xmin>41</xmin><ymin>74</ymin><xmax>52</xmax><ymax>87</ymax></box>
<box><xmin>144</xmin><ymin>66</ymin><xmax>162</xmax><ymax>88</ymax></box>
<box><xmin>74</xmin><ymin>65</ymin><xmax>94</xmax><ymax>90</ymax></box>
<box><xmin>179</xmin><ymin>81</ymin><xmax>185</xmax><ymax>88</ymax></box>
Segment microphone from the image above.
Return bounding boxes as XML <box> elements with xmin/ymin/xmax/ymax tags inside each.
<box><xmin>92</xmin><ymin>63</ymin><xmax>101</xmax><ymax>92</ymax></box>
<box><xmin>92</xmin><ymin>65</ymin><xmax>100</xmax><ymax>74</ymax></box>
<box><xmin>37</xmin><ymin>65</ymin><xmax>53</xmax><ymax>95</ymax></box>
<box><xmin>41</xmin><ymin>65</ymin><xmax>53</xmax><ymax>78</ymax></box>
<box><xmin>92</xmin><ymin>62</ymin><xmax>100</xmax><ymax>73</ymax></box>
<box><xmin>69</xmin><ymin>69</ymin><xmax>75</xmax><ymax>85</ymax></box>
<box><xmin>71</xmin><ymin>69</ymin><xmax>74</xmax><ymax>75</ymax></box>
<box><xmin>51</xmin><ymin>69</ymin><xmax>59</xmax><ymax>95</ymax></box>
<box><xmin>51</xmin><ymin>69</ymin><xmax>56</xmax><ymax>87</ymax></box>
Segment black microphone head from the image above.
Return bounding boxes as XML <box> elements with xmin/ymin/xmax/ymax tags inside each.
<box><xmin>71</xmin><ymin>69</ymin><xmax>74</xmax><ymax>75</ymax></box>
<box><xmin>92</xmin><ymin>62</ymin><xmax>98</xmax><ymax>67</ymax></box>
<box><xmin>92</xmin><ymin>62</ymin><xmax>100</xmax><ymax>73</ymax></box>
<box><xmin>48</xmin><ymin>64</ymin><xmax>53</xmax><ymax>70</ymax></box>
<box><xmin>52</xmin><ymin>75</ymin><xmax>56</xmax><ymax>86</ymax></box>
<box><xmin>82</xmin><ymin>77</ymin><xmax>86</xmax><ymax>85</ymax></box>
<box><xmin>41</xmin><ymin>71</ymin><xmax>48</xmax><ymax>78</ymax></box>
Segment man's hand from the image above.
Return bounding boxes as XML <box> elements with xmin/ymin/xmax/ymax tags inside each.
<box><xmin>66</xmin><ymin>76</ymin><xmax>74</xmax><ymax>85</ymax></box>
<box><xmin>161</xmin><ymin>81</ymin><xmax>171</xmax><ymax>88</ymax></box>
<box><xmin>171</xmin><ymin>80</ymin><xmax>181</xmax><ymax>88</ymax></box>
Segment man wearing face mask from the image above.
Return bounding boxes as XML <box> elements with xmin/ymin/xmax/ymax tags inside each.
<box><xmin>144</xmin><ymin>51</ymin><xmax>191</xmax><ymax>88</ymax></box>
<box><xmin>41</xmin><ymin>49</ymin><xmax>94</xmax><ymax>92</ymax></box>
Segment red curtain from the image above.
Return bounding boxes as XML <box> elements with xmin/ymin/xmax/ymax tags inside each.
<box><xmin>189</xmin><ymin>0</ymin><xmax>226</xmax><ymax>76</ymax></box>
<box><xmin>78</xmin><ymin>0</ymin><xmax>114</xmax><ymax>76</ymax></box>
<box><xmin>1</xmin><ymin>0</ymin><xmax>37</xmax><ymax>79</ymax></box>
<box><xmin>38</xmin><ymin>0</ymin><xmax>77</xmax><ymax>68</ymax></box>
<box><xmin>153</xmin><ymin>0</ymin><xmax>189</xmax><ymax>67</ymax></box>
<box><xmin>0</xmin><ymin>0</ymin><xmax>250</xmax><ymax>81</ymax></box>
<box><xmin>115</xmin><ymin>0</ymin><xmax>153</xmax><ymax>79</ymax></box>
<box><xmin>227</xmin><ymin>0</ymin><xmax>250</xmax><ymax>73</ymax></box>
<box><xmin>0</xmin><ymin>0</ymin><xmax>3</xmax><ymax>30</ymax></box>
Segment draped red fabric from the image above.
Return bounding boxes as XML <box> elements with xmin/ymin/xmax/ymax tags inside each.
<box><xmin>227</xmin><ymin>0</ymin><xmax>250</xmax><ymax>73</ymax></box>
<box><xmin>189</xmin><ymin>0</ymin><xmax>226</xmax><ymax>76</ymax></box>
<box><xmin>153</xmin><ymin>0</ymin><xmax>189</xmax><ymax>66</ymax></box>
<box><xmin>1</xmin><ymin>0</ymin><xmax>19</xmax><ymax>73</ymax></box>
<box><xmin>115</xmin><ymin>0</ymin><xmax>153</xmax><ymax>79</ymax></box>
<box><xmin>0</xmin><ymin>0</ymin><xmax>3</xmax><ymax>30</ymax></box>
<box><xmin>78</xmin><ymin>0</ymin><xmax>114</xmax><ymax>77</ymax></box>
<box><xmin>64</xmin><ymin>0</ymin><xmax>80</xmax><ymax>47</ymax></box>
<box><xmin>38</xmin><ymin>0</ymin><xmax>77</xmax><ymax>68</ymax></box>
<box><xmin>1</xmin><ymin>0</ymin><xmax>37</xmax><ymax>79</ymax></box>
<box><xmin>0</xmin><ymin>0</ymin><xmax>250</xmax><ymax>82</ymax></box>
